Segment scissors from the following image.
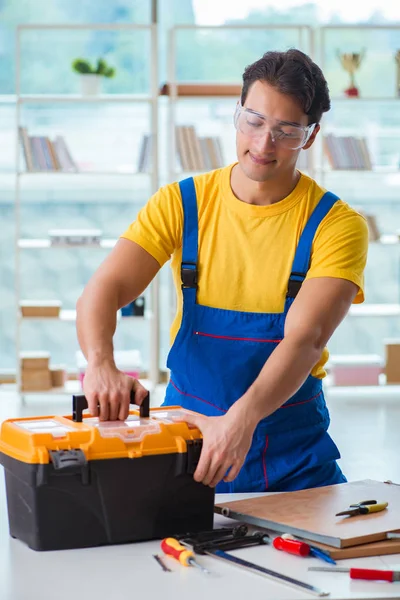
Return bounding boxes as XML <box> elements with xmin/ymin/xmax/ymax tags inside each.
<box><xmin>336</xmin><ymin>499</ymin><xmax>389</xmax><ymax>517</ymax></box>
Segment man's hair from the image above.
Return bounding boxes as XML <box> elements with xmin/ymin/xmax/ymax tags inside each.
<box><xmin>241</xmin><ymin>49</ymin><xmax>330</xmax><ymax>124</ymax></box>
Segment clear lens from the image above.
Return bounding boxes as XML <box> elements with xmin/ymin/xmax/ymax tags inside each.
<box><xmin>234</xmin><ymin>105</ymin><xmax>313</xmax><ymax>150</ymax></box>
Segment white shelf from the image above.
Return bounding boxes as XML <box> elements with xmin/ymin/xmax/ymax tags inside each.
<box><xmin>20</xmin><ymin>309</ymin><xmax>151</xmax><ymax>322</ymax></box>
<box><xmin>17</xmin><ymin>171</ymin><xmax>149</xmax><ymax>177</ymax></box>
<box><xmin>17</xmin><ymin>94</ymin><xmax>153</xmax><ymax>104</ymax></box>
<box><xmin>330</xmin><ymin>97</ymin><xmax>400</xmax><ymax>102</ymax></box>
<box><xmin>19</xmin><ymin>239</ymin><xmax>117</xmax><ymax>249</ymax></box>
<box><xmin>378</xmin><ymin>235</ymin><xmax>399</xmax><ymax>245</ymax></box>
<box><xmin>349</xmin><ymin>304</ymin><xmax>400</xmax><ymax>317</ymax></box>
<box><xmin>20</xmin><ymin>379</ymin><xmax>82</xmax><ymax>396</ymax></box>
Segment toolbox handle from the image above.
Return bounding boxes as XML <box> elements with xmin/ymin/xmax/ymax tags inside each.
<box><xmin>72</xmin><ymin>390</ymin><xmax>150</xmax><ymax>422</ymax></box>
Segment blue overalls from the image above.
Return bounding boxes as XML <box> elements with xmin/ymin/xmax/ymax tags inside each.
<box><xmin>162</xmin><ymin>177</ymin><xmax>347</xmax><ymax>493</ymax></box>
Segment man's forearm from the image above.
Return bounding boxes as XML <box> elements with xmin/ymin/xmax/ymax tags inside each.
<box><xmin>231</xmin><ymin>335</ymin><xmax>323</xmax><ymax>426</ymax></box>
<box><xmin>76</xmin><ymin>281</ymin><xmax>119</xmax><ymax>367</ymax></box>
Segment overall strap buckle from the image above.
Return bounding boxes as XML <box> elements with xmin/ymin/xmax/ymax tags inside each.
<box><xmin>286</xmin><ymin>272</ymin><xmax>306</xmax><ymax>299</ymax></box>
<box><xmin>181</xmin><ymin>262</ymin><xmax>198</xmax><ymax>289</ymax></box>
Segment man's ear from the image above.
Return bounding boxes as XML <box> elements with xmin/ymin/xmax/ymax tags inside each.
<box><xmin>303</xmin><ymin>123</ymin><xmax>320</xmax><ymax>150</ymax></box>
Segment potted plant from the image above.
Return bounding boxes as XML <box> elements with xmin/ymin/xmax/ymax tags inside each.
<box><xmin>71</xmin><ymin>58</ymin><xmax>116</xmax><ymax>95</ymax></box>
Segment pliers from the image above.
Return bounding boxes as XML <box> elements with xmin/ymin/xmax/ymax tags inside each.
<box><xmin>336</xmin><ymin>499</ymin><xmax>389</xmax><ymax>517</ymax></box>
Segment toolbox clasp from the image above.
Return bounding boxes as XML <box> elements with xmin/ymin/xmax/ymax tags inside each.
<box><xmin>175</xmin><ymin>439</ymin><xmax>203</xmax><ymax>477</ymax></box>
<box><xmin>48</xmin><ymin>449</ymin><xmax>89</xmax><ymax>485</ymax></box>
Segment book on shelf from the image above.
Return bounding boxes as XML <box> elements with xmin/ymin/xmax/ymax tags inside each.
<box><xmin>175</xmin><ymin>125</ymin><xmax>224</xmax><ymax>171</ymax></box>
<box><xmin>361</xmin><ymin>213</ymin><xmax>381</xmax><ymax>241</ymax></box>
<box><xmin>18</xmin><ymin>127</ymin><xmax>78</xmax><ymax>173</ymax></box>
<box><xmin>137</xmin><ymin>134</ymin><xmax>152</xmax><ymax>173</ymax></box>
<box><xmin>136</xmin><ymin>127</ymin><xmax>225</xmax><ymax>173</ymax></box>
<box><xmin>324</xmin><ymin>133</ymin><xmax>372</xmax><ymax>170</ymax></box>
<box><xmin>159</xmin><ymin>82</ymin><xmax>242</xmax><ymax>97</ymax></box>
<box><xmin>48</xmin><ymin>228</ymin><xmax>103</xmax><ymax>246</ymax></box>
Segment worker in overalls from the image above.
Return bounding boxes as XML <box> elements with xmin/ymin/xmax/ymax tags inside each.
<box><xmin>77</xmin><ymin>49</ymin><xmax>368</xmax><ymax>493</ymax></box>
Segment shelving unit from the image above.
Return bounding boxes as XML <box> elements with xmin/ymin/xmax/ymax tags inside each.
<box><xmin>317</xmin><ymin>25</ymin><xmax>400</xmax><ymax>372</ymax></box>
<box><xmin>14</xmin><ymin>24</ymin><xmax>160</xmax><ymax>397</ymax></box>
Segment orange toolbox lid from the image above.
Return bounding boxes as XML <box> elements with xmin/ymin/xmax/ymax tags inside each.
<box><xmin>0</xmin><ymin>392</ymin><xmax>202</xmax><ymax>465</ymax></box>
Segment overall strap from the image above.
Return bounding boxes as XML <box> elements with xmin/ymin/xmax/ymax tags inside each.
<box><xmin>179</xmin><ymin>177</ymin><xmax>199</xmax><ymax>307</ymax></box>
<box><xmin>285</xmin><ymin>191</ymin><xmax>340</xmax><ymax>302</ymax></box>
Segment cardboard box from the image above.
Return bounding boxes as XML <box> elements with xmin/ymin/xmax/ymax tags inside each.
<box><xmin>20</xmin><ymin>352</ymin><xmax>50</xmax><ymax>371</ymax></box>
<box><xmin>328</xmin><ymin>354</ymin><xmax>383</xmax><ymax>386</ymax></box>
<box><xmin>385</xmin><ymin>340</ymin><xmax>400</xmax><ymax>384</ymax></box>
<box><xmin>50</xmin><ymin>366</ymin><xmax>66</xmax><ymax>388</ymax></box>
<box><xmin>20</xmin><ymin>301</ymin><xmax>61</xmax><ymax>318</ymax></box>
<box><xmin>21</xmin><ymin>368</ymin><xmax>52</xmax><ymax>391</ymax></box>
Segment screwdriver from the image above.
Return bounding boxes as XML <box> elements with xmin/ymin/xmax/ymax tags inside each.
<box><xmin>274</xmin><ymin>536</ymin><xmax>337</xmax><ymax>565</ymax></box>
<box><xmin>309</xmin><ymin>566</ymin><xmax>400</xmax><ymax>582</ymax></box>
<box><xmin>161</xmin><ymin>537</ymin><xmax>210</xmax><ymax>574</ymax></box>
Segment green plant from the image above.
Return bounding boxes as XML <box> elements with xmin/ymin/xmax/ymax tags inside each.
<box><xmin>71</xmin><ymin>58</ymin><xmax>116</xmax><ymax>78</ymax></box>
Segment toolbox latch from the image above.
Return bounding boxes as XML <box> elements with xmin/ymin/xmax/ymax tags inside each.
<box><xmin>175</xmin><ymin>439</ymin><xmax>203</xmax><ymax>477</ymax></box>
<box><xmin>49</xmin><ymin>449</ymin><xmax>89</xmax><ymax>485</ymax></box>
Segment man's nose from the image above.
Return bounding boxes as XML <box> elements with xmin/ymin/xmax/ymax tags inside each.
<box><xmin>253</xmin><ymin>128</ymin><xmax>276</xmax><ymax>152</ymax></box>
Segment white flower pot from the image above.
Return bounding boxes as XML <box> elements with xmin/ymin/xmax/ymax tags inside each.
<box><xmin>79</xmin><ymin>74</ymin><xmax>102</xmax><ymax>96</ymax></box>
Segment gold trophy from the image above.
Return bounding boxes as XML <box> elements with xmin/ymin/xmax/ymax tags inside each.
<box><xmin>337</xmin><ymin>50</ymin><xmax>365</xmax><ymax>97</ymax></box>
<box><xmin>395</xmin><ymin>50</ymin><xmax>400</xmax><ymax>98</ymax></box>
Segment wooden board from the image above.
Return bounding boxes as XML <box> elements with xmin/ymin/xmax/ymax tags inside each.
<box><xmin>296</xmin><ymin>535</ymin><xmax>400</xmax><ymax>560</ymax></box>
<box><xmin>215</xmin><ymin>480</ymin><xmax>400</xmax><ymax>548</ymax></box>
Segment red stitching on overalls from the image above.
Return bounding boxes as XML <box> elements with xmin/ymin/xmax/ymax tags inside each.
<box><xmin>280</xmin><ymin>389</ymin><xmax>323</xmax><ymax>409</ymax></box>
<box><xmin>170</xmin><ymin>379</ymin><xmax>226</xmax><ymax>413</ymax></box>
<box><xmin>262</xmin><ymin>435</ymin><xmax>269</xmax><ymax>490</ymax></box>
<box><xmin>194</xmin><ymin>331</ymin><xmax>282</xmax><ymax>343</ymax></box>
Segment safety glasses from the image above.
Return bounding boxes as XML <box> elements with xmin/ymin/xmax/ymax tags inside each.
<box><xmin>234</xmin><ymin>102</ymin><xmax>316</xmax><ymax>150</ymax></box>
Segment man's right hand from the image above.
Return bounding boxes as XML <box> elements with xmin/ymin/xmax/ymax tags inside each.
<box><xmin>83</xmin><ymin>362</ymin><xmax>149</xmax><ymax>421</ymax></box>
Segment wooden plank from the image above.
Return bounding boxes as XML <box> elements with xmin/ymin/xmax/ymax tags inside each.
<box><xmin>215</xmin><ymin>480</ymin><xmax>400</xmax><ymax>548</ymax></box>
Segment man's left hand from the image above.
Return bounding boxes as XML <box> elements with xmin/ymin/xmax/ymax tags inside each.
<box><xmin>178</xmin><ymin>408</ymin><xmax>257</xmax><ymax>488</ymax></box>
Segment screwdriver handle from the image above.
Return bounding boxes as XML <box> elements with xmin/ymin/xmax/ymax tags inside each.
<box><xmin>161</xmin><ymin>537</ymin><xmax>195</xmax><ymax>567</ymax></box>
<box><xmin>350</xmin><ymin>568</ymin><xmax>394</xmax><ymax>582</ymax></box>
<box><xmin>273</xmin><ymin>536</ymin><xmax>310</xmax><ymax>557</ymax></box>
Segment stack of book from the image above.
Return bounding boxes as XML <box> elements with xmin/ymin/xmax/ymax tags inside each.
<box><xmin>137</xmin><ymin>127</ymin><xmax>224</xmax><ymax>173</ymax></box>
<box><xmin>324</xmin><ymin>133</ymin><xmax>372</xmax><ymax>170</ymax></box>
<box><xmin>19</xmin><ymin>126</ymin><xmax>78</xmax><ymax>172</ymax></box>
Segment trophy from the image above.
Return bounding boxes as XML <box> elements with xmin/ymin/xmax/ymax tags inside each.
<box><xmin>337</xmin><ymin>50</ymin><xmax>365</xmax><ymax>97</ymax></box>
<box><xmin>395</xmin><ymin>50</ymin><xmax>400</xmax><ymax>98</ymax></box>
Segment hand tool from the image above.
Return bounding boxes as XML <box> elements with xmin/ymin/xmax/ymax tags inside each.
<box><xmin>153</xmin><ymin>554</ymin><xmax>171</xmax><ymax>572</ymax></box>
<box><xmin>161</xmin><ymin>537</ymin><xmax>210</xmax><ymax>574</ymax></box>
<box><xmin>308</xmin><ymin>566</ymin><xmax>400</xmax><ymax>582</ymax></box>
<box><xmin>191</xmin><ymin>531</ymin><xmax>270</xmax><ymax>554</ymax></box>
<box><xmin>208</xmin><ymin>549</ymin><xmax>330</xmax><ymax>597</ymax></box>
<box><xmin>177</xmin><ymin>524</ymin><xmax>248</xmax><ymax>544</ymax></box>
<box><xmin>279</xmin><ymin>534</ymin><xmax>336</xmax><ymax>565</ymax></box>
<box><xmin>335</xmin><ymin>500</ymin><xmax>388</xmax><ymax>517</ymax></box>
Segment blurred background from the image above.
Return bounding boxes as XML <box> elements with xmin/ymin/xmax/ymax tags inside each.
<box><xmin>0</xmin><ymin>0</ymin><xmax>400</xmax><ymax>400</ymax></box>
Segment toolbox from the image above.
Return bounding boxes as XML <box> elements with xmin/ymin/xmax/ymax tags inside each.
<box><xmin>0</xmin><ymin>393</ymin><xmax>214</xmax><ymax>551</ymax></box>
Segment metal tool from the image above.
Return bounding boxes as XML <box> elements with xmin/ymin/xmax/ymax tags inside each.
<box><xmin>309</xmin><ymin>566</ymin><xmax>400</xmax><ymax>582</ymax></box>
<box><xmin>177</xmin><ymin>524</ymin><xmax>248</xmax><ymax>543</ymax></box>
<box><xmin>336</xmin><ymin>500</ymin><xmax>388</xmax><ymax>517</ymax></box>
<box><xmin>280</xmin><ymin>534</ymin><xmax>336</xmax><ymax>565</ymax></box>
<box><xmin>161</xmin><ymin>537</ymin><xmax>210</xmax><ymax>574</ymax></box>
<box><xmin>206</xmin><ymin>549</ymin><xmax>330</xmax><ymax>596</ymax></box>
<box><xmin>192</xmin><ymin>531</ymin><xmax>270</xmax><ymax>554</ymax></box>
<box><xmin>153</xmin><ymin>554</ymin><xmax>171</xmax><ymax>572</ymax></box>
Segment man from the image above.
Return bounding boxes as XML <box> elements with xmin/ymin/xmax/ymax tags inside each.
<box><xmin>76</xmin><ymin>49</ymin><xmax>368</xmax><ymax>493</ymax></box>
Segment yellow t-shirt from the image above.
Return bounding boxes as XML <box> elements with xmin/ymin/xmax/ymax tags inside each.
<box><xmin>122</xmin><ymin>163</ymin><xmax>369</xmax><ymax>378</ymax></box>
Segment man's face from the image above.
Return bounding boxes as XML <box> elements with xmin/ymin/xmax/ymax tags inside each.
<box><xmin>235</xmin><ymin>80</ymin><xmax>317</xmax><ymax>183</ymax></box>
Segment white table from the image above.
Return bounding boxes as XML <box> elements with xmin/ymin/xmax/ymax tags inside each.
<box><xmin>1</xmin><ymin>479</ymin><xmax>400</xmax><ymax>600</ymax></box>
